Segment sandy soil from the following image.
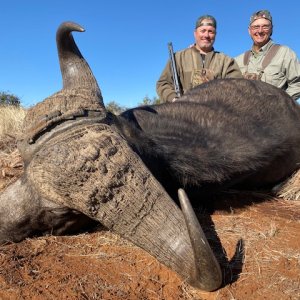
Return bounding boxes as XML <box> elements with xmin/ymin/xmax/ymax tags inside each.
<box><xmin>0</xmin><ymin>154</ymin><xmax>299</xmax><ymax>300</ymax></box>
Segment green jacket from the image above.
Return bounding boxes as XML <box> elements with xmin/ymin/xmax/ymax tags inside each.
<box><xmin>156</xmin><ymin>46</ymin><xmax>242</xmax><ymax>102</ymax></box>
<box><xmin>235</xmin><ymin>40</ymin><xmax>300</xmax><ymax>101</ymax></box>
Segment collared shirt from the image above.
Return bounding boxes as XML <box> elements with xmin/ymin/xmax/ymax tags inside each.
<box><xmin>235</xmin><ymin>40</ymin><xmax>300</xmax><ymax>101</ymax></box>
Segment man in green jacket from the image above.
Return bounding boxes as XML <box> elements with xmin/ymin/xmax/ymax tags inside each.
<box><xmin>156</xmin><ymin>15</ymin><xmax>242</xmax><ymax>102</ymax></box>
<box><xmin>235</xmin><ymin>10</ymin><xmax>300</xmax><ymax>102</ymax></box>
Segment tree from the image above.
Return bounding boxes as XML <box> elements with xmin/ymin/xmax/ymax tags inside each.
<box><xmin>105</xmin><ymin>101</ymin><xmax>127</xmax><ymax>115</ymax></box>
<box><xmin>139</xmin><ymin>96</ymin><xmax>162</xmax><ymax>106</ymax></box>
<box><xmin>0</xmin><ymin>91</ymin><xmax>21</xmax><ymax>106</ymax></box>
<box><xmin>106</xmin><ymin>95</ymin><xmax>162</xmax><ymax>115</ymax></box>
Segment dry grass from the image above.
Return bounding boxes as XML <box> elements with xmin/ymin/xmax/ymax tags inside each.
<box><xmin>0</xmin><ymin>105</ymin><xmax>26</xmax><ymax>136</ymax></box>
<box><xmin>0</xmin><ymin>105</ymin><xmax>26</xmax><ymax>188</ymax></box>
<box><xmin>0</xmin><ymin>105</ymin><xmax>26</xmax><ymax>153</ymax></box>
<box><xmin>274</xmin><ymin>169</ymin><xmax>300</xmax><ymax>201</ymax></box>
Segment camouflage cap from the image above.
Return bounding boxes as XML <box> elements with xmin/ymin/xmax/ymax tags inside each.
<box><xmin>195</xmin><ymin>15</ymin><xmax>217</xmax><ymax>29</ymax></box>
<box><xmin>250</xmin><ymin>10</ymin><xmax>272</xmax><ymax>25</ymax></box>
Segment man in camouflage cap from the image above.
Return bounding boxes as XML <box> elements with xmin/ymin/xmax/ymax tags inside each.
<box><xmin>156</xmin><ymin>14</ymin><xmax>242</xmax><ymax>102</ymax></box>
<box><xmin>195</xmin><ymin>14</ymin><xmax>217</xmax><ymax>29</ymax></box>
<box><xmin>249</xmin><ymin>10</ymin><xmax>272</xmax><ymax>25</ymax></box>
<box><xmin>235</xmin><ymin>10</ymin><xmax>300</xmax><ymax>102</ymax></box>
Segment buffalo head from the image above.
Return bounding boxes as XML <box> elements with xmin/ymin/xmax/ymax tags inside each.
<box><xmin>0</xmin><ymin>22</ymin><xmax>224</xmax><ymax>291</ymax></box>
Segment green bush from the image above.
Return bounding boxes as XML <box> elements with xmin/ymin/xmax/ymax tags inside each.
<box><xmin>0</xmin><ymin>91</ymin><xmax>21</xmax><ymax>106</ymax></box>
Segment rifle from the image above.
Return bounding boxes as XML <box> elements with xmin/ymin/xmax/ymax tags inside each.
<box><xmin>168</xmin><ymin>42</ymin><xmax>182</xmax><ymax>98</ymax></box>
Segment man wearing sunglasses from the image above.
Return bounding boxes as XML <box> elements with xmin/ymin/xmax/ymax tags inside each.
<box><xmin>235</xmin><ymin>10</ymin><xmax>300</xmax><ymax>102</ymax></box>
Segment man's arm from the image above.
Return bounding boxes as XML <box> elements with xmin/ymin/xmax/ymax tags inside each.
<box><xmin>224</xmin><ymin>57</ymin><xmax>243</xmax><ymax>78</ymax></box>
<box><xmin>213</xmin><ymin>53</ymin><xmax>243</xmax><ymax>79</ymax></box>
<box><xmin>156</xmin><ymin>60</ymin><xmax>179</xmax><ymax>102</ymax></box>
<box><xmin>284</xmin><ymin>48</ymin><xmax>300</xmax><ymax>101</ymax></box>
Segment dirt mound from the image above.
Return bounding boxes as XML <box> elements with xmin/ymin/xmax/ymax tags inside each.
<box><xmin>1</xmin><ymin>198</ymin><xmax>299</xmax><ymax>300</ymax></box>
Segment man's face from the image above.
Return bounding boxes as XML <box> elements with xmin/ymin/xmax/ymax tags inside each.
<box><xmin>194</xmin><ymin>20</ymin><xmax>216</xmax><ymax>52</ymax></box>
<box><xmin>248</xmin><ymin>18</ymin><xmax>272</xmax><ymax>48</ymax></box>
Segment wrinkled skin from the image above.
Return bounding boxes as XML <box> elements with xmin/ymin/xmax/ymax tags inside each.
<box><xmin>0</xmin><ymin>22</ymin><xmax>300</xmax><ymax>292</ymax></box>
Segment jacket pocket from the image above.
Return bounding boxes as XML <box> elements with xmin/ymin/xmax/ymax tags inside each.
<box><xmin>263</xmin><ymin>64</ymin><xmax>286</xmax><ymax>88</ymax></box>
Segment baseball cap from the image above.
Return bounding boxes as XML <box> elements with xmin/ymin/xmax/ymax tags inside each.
<box><xmin>195</xmin><ymin>15</ymin><xmax>217</xmax><ymax>29</ymax></box>
<box><xmin>250</xmin><ymin>10</ymin><xmax>272</xmax><ymax>25</ymax></box>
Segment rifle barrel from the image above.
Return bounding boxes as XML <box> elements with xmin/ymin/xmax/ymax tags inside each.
<box><xmin>168</xmin><ymin>42</ymin><xmax>182</xmax><ymax>98</ymax></box>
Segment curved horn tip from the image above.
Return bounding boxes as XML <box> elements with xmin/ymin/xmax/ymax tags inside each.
<box><xmin>178</xmin><ymin>188</ymin><xmax>223</xmax><ymax>291</ymax></box>
<box><xmin>58</xmin><ymin>21</ymin><xmax>85</xmax><ymax>34</ymax></box>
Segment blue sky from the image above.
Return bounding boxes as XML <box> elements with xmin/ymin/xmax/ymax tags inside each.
<box><xmin>1</xmin><ymin>1</ymin><xmax>299</xmax><ymax>108</ymax></box>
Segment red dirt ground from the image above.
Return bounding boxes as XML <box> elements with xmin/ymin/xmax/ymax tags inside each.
<box><xmin>0</xmin><ymin>156</ymin><xmax>299</xmax><ymax>300</ymax></box>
